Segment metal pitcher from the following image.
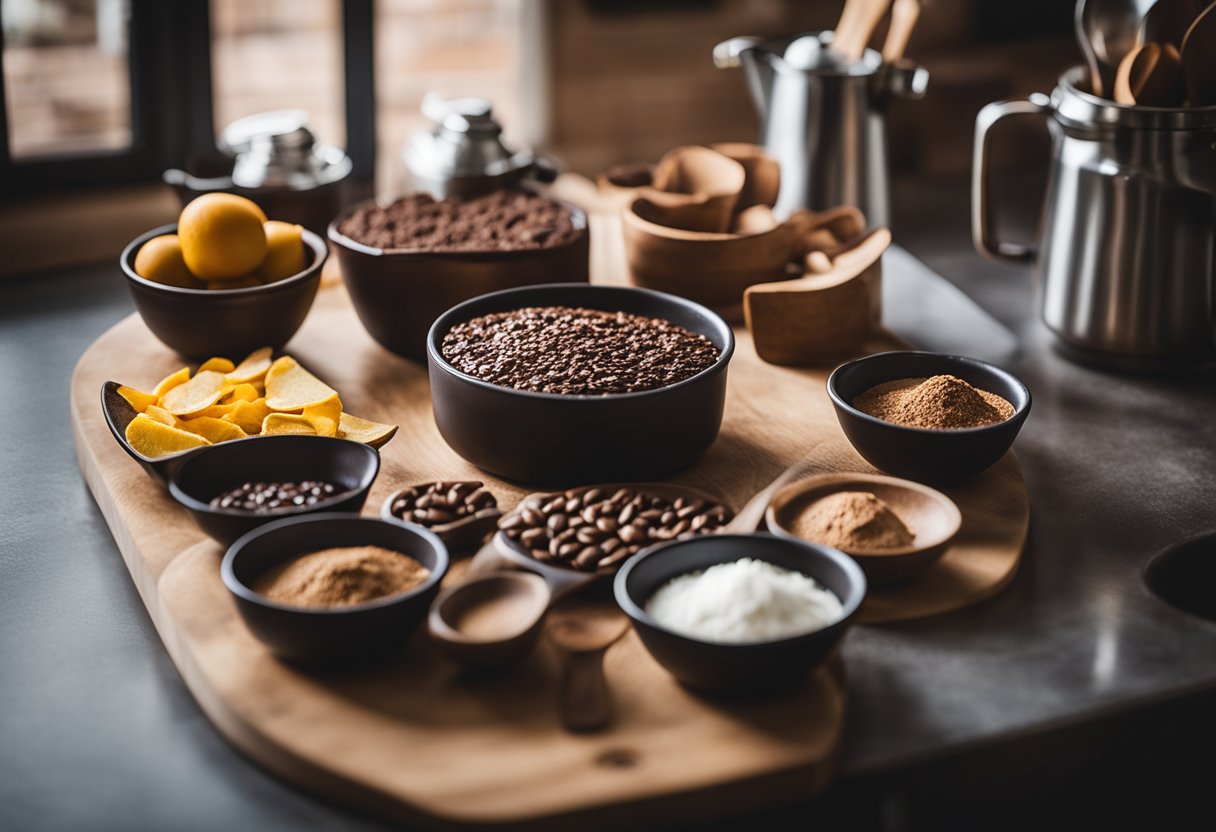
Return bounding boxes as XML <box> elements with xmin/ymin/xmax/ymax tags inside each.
<box><xmin>974</xmin><ymin>67</ymin><xmax>1216</xmax><ymax>363</ymax></box>
<box><xmin>714</xmin><ymin>31</ymin><xmax>928</xmax><ymax>227</ymax></box>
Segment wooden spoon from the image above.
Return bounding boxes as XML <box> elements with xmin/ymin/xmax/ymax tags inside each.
<box><xmin>881</xmin><ymin>0</ymin><xmax>921</xmax><ymax>62</ymax></box>
<box><xmin>834</xmin><ymin>0</ymin><xmax>894</xmax><ymax>62</ymax></box>
<box><xmin>1115</xmin><ymin>42</ymin><xmax>1186</xmax><ymax>106</ymax></box>
<box><xmin>547</xmin><ymin>586</ymin><xmax>630</xmax><ymax>732</ymax></box>
<box><xmin>1181</xmin><ymin>2</ymin><xmax>1216</xmax><ymax>106</ymax></box>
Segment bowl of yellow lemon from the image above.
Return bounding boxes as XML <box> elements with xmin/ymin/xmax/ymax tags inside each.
<box><xmin>121</xmin><ymin>193</ymin><xmax>327</xmax><ymax>358</ymax></box>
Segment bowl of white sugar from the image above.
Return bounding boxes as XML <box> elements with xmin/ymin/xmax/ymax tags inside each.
<box><xmin>613</xmin><ymin>533</ymin><xmax>866</xmax><ymax>692</ymax></box>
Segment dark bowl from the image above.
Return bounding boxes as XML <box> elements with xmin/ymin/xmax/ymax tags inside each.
<box><xmin>426</xmin><ymin>283</ymin><xmax>735</xmax><ymax>485</ymax></box>
<box><xmin>120</xmin><ymin>222</ymin><xmax>326</xmax><ymax>359</ymax></box>
<box><xmin>222</xmin><ymin>514</ymin><xmax>449</xmax><ymax>664</ymax></box>
<box><xmin>328</xmin><ymin>194</ymin><xmax>590</xmax><ymax>362</ymax></box>
<box><xmin>614</xmin><ymin>533</ymin><xmax>866</xmax><ymax>693</ymax></box>
<box><xmin>168</xmin><ymin>436</ymin><xmax>379</xmax><ymax>545</ymax></box>
<box><xmin>827</xmin><ymin>351</ymin><xmax>1032</xmax><ymax>482</ymax></box>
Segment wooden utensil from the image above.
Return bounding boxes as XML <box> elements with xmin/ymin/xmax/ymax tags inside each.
<box><xmin>881</xmin><ymin>0</ymin><xmax>921</xmax><ymax>62</ymax></box>
<box><xmin>646</xmin><ymin>145</ymin><xmax>746</xmax><ymax>233</ymax></box>
<box><xmin>547</xmin><ymin>586</ymin><xmax>630</xmax><ymax>732</ymax></box>
<box><xmin>834</xmin><ymin>0</ymin><xmax>894</xmax><ymax>62</ymax></box>
<box><xmin>1181</xmin><ymin>2</ymin><xmax>1216</xmax><ymax>106</ymax></box>
<box><xmin>1077</xmin><ymin>0</ymin><xmax>1158</xmax><ymax>97</ymax></box>
<box><xmin>1139</xmin><ymin>0</ymin><xmax>1206</xmax><ymax>48</ymax></box>
<box><xmin>1114</xmin><ymin>42</ymin><xmax>1185</xmax><ymax>106</ymax></box>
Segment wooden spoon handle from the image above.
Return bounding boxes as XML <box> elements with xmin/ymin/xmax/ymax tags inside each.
<box><xmin>559</xmin><ymin>650</ymin><xmax>613</xmax><ymax>733</ymax></box>
<box><xmin>836</xmin><ymin>0</ymin><xmax>894</xmax><ymax>61</ymax></box>
<box><xmin>881</xmin><ymin>0</ymin><xmax>921</xmax><ymax>62</ymax></box>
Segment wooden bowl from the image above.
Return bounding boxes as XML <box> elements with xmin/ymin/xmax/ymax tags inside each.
<box><xmin>646</xmin><ymin>145</ymin><xmax>746</xmax><ymax>233</ymax></box>
<box><xmin>710</xmin><ymin>143</ymin><xmax>781</xmax><ymax>210</ymax></box>
<box><xmin>766</xmin><ymin>473</ymin><xmax>961</xmax><ymax>585</ymax></box>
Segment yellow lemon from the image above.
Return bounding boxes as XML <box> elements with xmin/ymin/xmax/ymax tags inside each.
<box><xmin>258</xmin><ymin>220</ymin><xmax>307</xmax><ymax>282</ymax></box>
<box><xmin>133</xmin><ymin>234</ymin><xmax>204</xmax><ymax>288</ymax></box>
<box><xmin>178</xmin><ymin>194</ymin><xmax>268</xmax><ymax>281</ymax></box>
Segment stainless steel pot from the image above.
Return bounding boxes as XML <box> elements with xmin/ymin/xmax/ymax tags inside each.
<box><xmin>973</xmin><ymin>66</ymin><xmax>1216</xmax><ymax>363</ymax></box>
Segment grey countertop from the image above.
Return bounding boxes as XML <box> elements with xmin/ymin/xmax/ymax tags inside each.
<box><xmin>2</xmin><ymin>177</ymin><xmax>1214</xmax><ymax>831</ymax></box>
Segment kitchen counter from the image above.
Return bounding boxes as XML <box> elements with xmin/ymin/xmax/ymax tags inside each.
<box><xmin>2</xmin><ymin>176</ymin><xmax>1214</xmax><ymax>831</ymax></box>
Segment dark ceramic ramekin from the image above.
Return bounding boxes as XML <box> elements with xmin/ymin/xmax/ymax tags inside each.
<box><xmin>222</xmin><ymin>514</ymin><xmax>449</xmax><ymax>665</ymax></box>
<box><xmin>426</xmin><ymin>283</ymin><xmax>735</xmax><ymax>485</ymax></box>
<box><xmin>167</xmin><ymin>435</ymin><xmax>379</xmax><ymax>546</ymax></box>
<box><xmin>120</xmin><ymin>223</ymin><xmax>326</xmax><ymax>359</ymax></box>
<box><xmin>827</xmin><ymin>351</ymin><xmax>1031</xmax><ymax>482</ymax></box>
<box><xmin>328</xmin><ymin>195</ymin><xmax>590</xmax><ymax>362</ymax></box>
<box><xmin>614</xmin><ymin>533</ymin><xmax>866</xmax><ymax>693</ymax></box>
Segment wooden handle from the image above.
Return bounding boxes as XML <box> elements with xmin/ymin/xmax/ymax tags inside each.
<box><xmin>881</xmin><ymin>0</ymin><xmax>921</xmax><ymax>62</ymax></box>
<box><xmin>559</xmin><ymin>650</ymin><xmax>614</xmax><ymax>733</ymax></box>
<box><xmin>835</xmin><ymin>0</ymin><xmax>894</xmax><ymax>61</ymax></box>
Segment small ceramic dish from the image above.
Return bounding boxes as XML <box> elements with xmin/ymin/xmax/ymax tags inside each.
<box><xmin>426</xmin><ymin>283</ymin><xmax>735</xmax><ymax>484</ymax></box>
<box><xmin>766</xmin><ymin>472</ymin><xmax>961</xmax><ymax>585</ymax></box>
<box><xmin>380</xmin><ymin>483</ymin><xmax>502</xmax><ymax>551</ymax></box>
<box><xmin>168</xmin><ymin>435</ymin><xmax>379</xmax><ymax>546</ymax></box>
<box><xmin>614</xmin><ymin>532</ymin><xmax>866</xmax><ymax>693</ymax></box>
<box><xmin>328</xmin><ymin>193</ymin><xmax>590</xmax><ymax>362</ymax></box>
<box><xmin>827</xmin><ymin>351</ymin><xmax>1032</xmax><ymax>482</ymax></box>
<box><xmin>120</xmin><ymin>223</ymin><xmax>327</xmax><ymax>359</ymax></box>
<box><xmin>100</xmin><ymin>380</ymin><xmax>397</xmax><ymax>485</ymax></box>
<box><xmin>222</xmin><ymin>514</ymin><xmax>449</xmax><ymax>664</ymax></box>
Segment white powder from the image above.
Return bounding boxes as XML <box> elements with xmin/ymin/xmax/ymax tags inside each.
<box><xmin>644</xmin><ymin>557</ymin><xmax>844</xmax><ymax>643</ymax></box>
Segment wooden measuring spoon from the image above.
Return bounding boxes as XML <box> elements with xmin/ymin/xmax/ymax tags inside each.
<box><xmin>1181</xmin><ymin>2</ymin><xmax>1216</xmax><ymax>106</ymax></box>
<box><xmin>881</xmin><ymin>0</ymin><xmax>921</xmax><ymax>62</ymax></box>
<box><xmin>1115</xmin><ymin>42</ymin><xmax>1185</xmax><ymax>106</ymax></box>
<box><xmin>547</xmin><ymin>585</ymin><xmax>629</xmax><ymax>732</ymax></box>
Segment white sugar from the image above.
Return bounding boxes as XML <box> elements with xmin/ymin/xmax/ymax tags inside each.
<box><xmin>645</xmin><ymin>557</ymin><xmax>843</xmax><ymax>643</ymax></box>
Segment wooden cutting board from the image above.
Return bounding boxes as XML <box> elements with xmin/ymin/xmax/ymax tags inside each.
<box><xmin>71</xmin><ymin>225</ymin><xmax>1028</xmax><ymax>827</ymax></box>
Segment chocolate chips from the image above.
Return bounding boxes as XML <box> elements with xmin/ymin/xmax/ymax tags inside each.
<box><xmin>499</xmin><ymin>486</ymin><xmax>732</xmax><ymax>572</ymax></box>
<box><xmin>210</xmin><ymin>480</ymin><xmax>342</xmax><ymax>513</ymax></box>
<box><xmin>388</xmin><ymin>481</ymin><xmax>497</xmax><ymax>527</ymax></box>
<box><xmin>441</xmin><ymin>306</ymin><xmax>720</xmax><ymax>395</ymax></box>
<box><xmin>336</xmin><ymin>191</ymin><xmax>580</xmax><ymax>252</ymax></box>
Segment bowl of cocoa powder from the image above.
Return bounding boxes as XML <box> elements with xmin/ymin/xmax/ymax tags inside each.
<box><xmin>222</xmin><ymin>514</ymin><xmax>449</xmax><ymax>664</ymax></box>
<box><xmin>827</xmin><ymin>351</ymin><xmax>1031</xmax><ymax>482</ymax></box>
<box><xmin>427</xmin><ymin>283</ymin><xmax>734</xmax><ymax>484</ymax></box>
<box><xmin>328</xmin><ymin>190</ymin><xmax>589</xmax><ymax>361</ymax></box>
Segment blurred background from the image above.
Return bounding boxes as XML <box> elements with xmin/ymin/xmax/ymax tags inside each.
<box><xmin>1</xmin><ymin>0</ymin><xmax>1072</xmax><ymax>275</ymax></box>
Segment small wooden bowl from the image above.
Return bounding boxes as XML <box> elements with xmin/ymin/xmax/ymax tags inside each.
<box><xmin>427</xmin><ymin>570</ymin><xmax>550</xmax><ymax>669</ymax></box>
<box><xmin>646</xmin><ymin>145</ymin><xmax>746</xmax><ymax>233</ymax></box>
<box><xmin>710</xmin><ymin>143</ymin><xmax>781</xmax><ymax>210</ymax></box>
<box><xmin>766</xmin><ymin>473</ymin><xmax>961</xmax><ymax>585</ymax></box>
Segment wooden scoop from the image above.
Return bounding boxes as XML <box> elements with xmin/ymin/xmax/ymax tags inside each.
<box><xmin>644</xmin><ymin>146</ymin><xmax>746</xmax><ymax>233</ymax></box>
<box><xmin>1114</xmin><ymin>42</ymin><xmax>1185</xmax><ymax>106</ymax></box>
<box><xmin>547</xmin><ymin>586</ymin><xmax>629</xmax><ymax>732</ymax></box>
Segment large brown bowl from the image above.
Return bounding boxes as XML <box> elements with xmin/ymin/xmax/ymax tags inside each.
<box><xmin>328</xmin><ymin>195</ymin><xmax>590</xmax><ymax>362</ymax></box>
<box><xmin>120</xmin><ymin>223</ymin><xmax>326</xmax><ymax>359</ymax></box>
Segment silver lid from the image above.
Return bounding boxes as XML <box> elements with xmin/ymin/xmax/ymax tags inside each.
<box><xmin>222</xmin><ymin>110</ymin><xmax>352</xmax><ymax>190</ymax></box>
<box><xmin>404</xmin><ymin>93</ymin><xmax>535</xmax><ymax>187</ymax></box>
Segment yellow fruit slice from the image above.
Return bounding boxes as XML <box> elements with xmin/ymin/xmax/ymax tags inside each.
<box><xmin>264</xmin><ymin>356</ymin><xmax>337</xmax><ymax>411</ymax></box>
<box><xmin>223</xmin><ymin>399</ymin><xmax>271</xmax><ymax>434</ymax></box>
<box><xmin>160</xmin><ymin>370</ymin><xmax>228</xmax><ymax>416</ymax></box>
<box><xmin>178</xmin><ymin>193</ymin><xmax>268</xmax><ymax>281</ymax></box>
<box><xmin>177</xmin><ymin>416</ymin><xmax>247</xmax><ymax>444</ymax></box>
<box><xmin>261</xmin><ymin>413</ymin><xmax>318</xmax><ymax>436</ymax></box>
<box><xmin>117</xmin><ymin>385</ymin><xmax>157</xmax><ymax>413</ymax></box>
<box><xmin>125</xmin><ymin>414</ymin><xmax>210</xmax><ymax>458</ymax></box>
<box><xmin>198</xmin><ymin>357</ymin><xmax>236</xmax><ymax>374</ymax></box>
<box><xmin>152</xmin><ymin>367</ymin><xmax>191</xmax><ymax>399</ymax></box>
<box><xmin>337</xmin><ymin>412</ymin><xmax>398</xmax><ymax>447</ymax></box>
<box><xmin>225</xmin><ymin>347</ymin><xmax>273</xmax><ymax>384</ymax></box>
<box><xmin>301</xmin><ymin>394</ymin><xmax>342</xmax><ymax>437</ymax></box>
<box><xmin>258</xmin><ymin>220</ymin><xmax>307</xmax><ymax>282</ymax></box>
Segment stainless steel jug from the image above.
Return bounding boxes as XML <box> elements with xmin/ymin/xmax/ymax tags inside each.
<box><xmin>974</xmin><ymin>67</ymin><xmax>1216</xmax><ymax>363</ymax></box>
<box><xmin>714</xmin><ymin>31</ymin><xmax>928</xmax><ymax>227</ymax></box>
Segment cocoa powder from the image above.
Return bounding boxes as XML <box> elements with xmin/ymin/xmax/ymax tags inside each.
<box><xmin>853</xmin><ymin>374</ymin><xmax>1014</xmax><ymax>429</ymax></box>
<box><xmin>252</xmin><ymin>545</ymin><xmax>430</xmax><ymax>609</ymax></box>
<box><xmin>793</xmin><ymin>491</ymin><xmax>914</xmax><ymax>551</ymax></box>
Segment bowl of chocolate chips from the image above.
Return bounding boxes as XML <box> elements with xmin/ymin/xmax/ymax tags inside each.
<box><xmin>328</xmin><ymin>190</ymin><xmax>589</xmax><ymax>362</ymax></box>
<box><xmin>427</xmin><ymin>283</ymin><xmax>735</xmax><ymax>484</ymax></box>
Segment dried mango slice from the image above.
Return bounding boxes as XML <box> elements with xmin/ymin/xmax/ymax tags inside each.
<box><xmin>144</xmin><ymin>405</ymin><xmax>178</xmax><ymax>426</ymax></box>
<box><xmin>160</xmin><ymin>370</ymin><xmax>228</xmax><ymax>416</ymax></box>
<box><xmin>177</xmin><ymin>416</ymin><xmax>247</xmax><ymax>444</ymax></box>
<box><xmin>117</xmin><ymin>385</ymin><xmax>157</xmax><ymax>413</ymax></box>
<box><xmin>125</xmin><ymin>413</ymin><xmax>210</xmax><ymax>458</ymax></box>
<box><xmin>264</xmin><ymin>356</ymin><xmax>337</xmax><ymax>411</ymax></box>
<box><xmin>190</xmin><ymin>401</ymin><xmax>237</xmax><ymax>420</ymax></box>
<box><xmin>225</xmin><ymin>347</ymin><xmax>273</xmax><ymax>384</ymax></box>
<box><xmin>198</xmin><ymin>357</ymin><xmax>236</xmax><ymax>374</ymax></box>
<box><xmin>223</xmin><ymin>399</ymin><xmax>271</xmax><ymax>434</ymax></box>
<box><xmin>153</xmin><ymin>367</ymin><xmax>191</xmax><ymax>399</ymax></box>
<box><xmin>224</xmin><ymin>383</ymin><xmax>260</xmax><ymax>403</ymax></box>
<box><xmin>262</xmin><ymin>413</ymin><xmax>318</xmax><ymax>436</ymax></box>
<box><xmin>337</xmin><ymin>412</ymin><xmax>398</xmax><ymax>447</ymax></box>
<box><xmin>302</xmin><ymin>394</ymin><xmax>342</xmax><ymax>437</ymax></box>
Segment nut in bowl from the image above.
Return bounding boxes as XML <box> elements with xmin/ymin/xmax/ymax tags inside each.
<box><xmin>121</xmin><ymin>194</ymin><xmax>328</xmax><ymax>358</ymax></box>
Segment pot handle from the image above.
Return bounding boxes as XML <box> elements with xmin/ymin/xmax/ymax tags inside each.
<box><xmin>972</xmin><ymin>93</ymin><xmax>1052</xmax><ymax>263</ymax></box>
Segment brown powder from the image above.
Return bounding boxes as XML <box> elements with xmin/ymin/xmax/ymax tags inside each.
<box><xmin>853</xmin><ymin>374</ymin><xmax>1014</xmax><ymax>429</ymax></box>
<box><xmin>252</xmin><ymin>545</ymin><xmax>430</xmax><ymax>609</ymax></box>
<box><xmin>793</xmin><ymin>491</ymin><xmax>915</xmax><ymax>551</ymax></box>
